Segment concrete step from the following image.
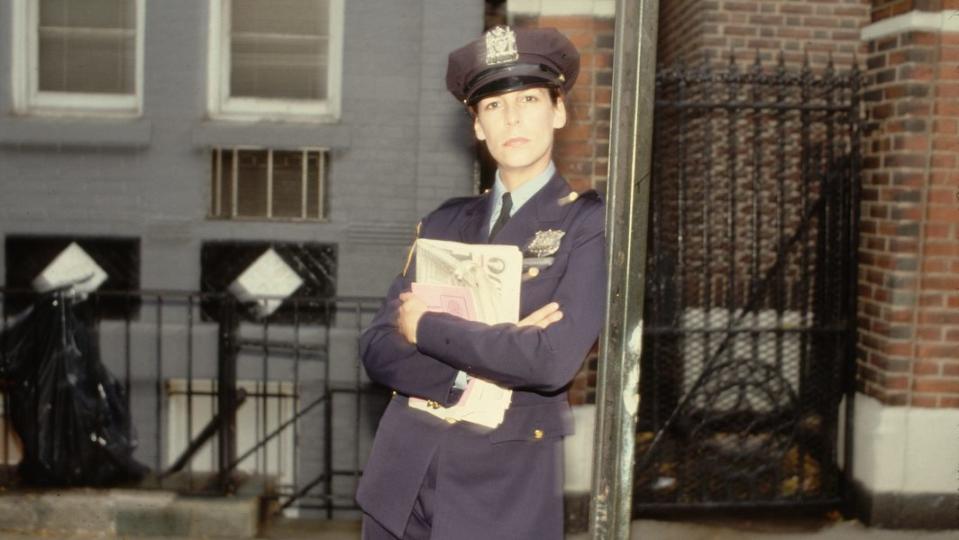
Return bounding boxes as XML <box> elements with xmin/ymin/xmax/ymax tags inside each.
<box><xmin>0</xmin><ymin>488</ymin><xmax>259</xmax><ymax>539</ymax></box>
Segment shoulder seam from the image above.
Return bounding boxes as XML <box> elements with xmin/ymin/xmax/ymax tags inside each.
<box><xmin>435</xmin><ymin>194</ymin><xmax>483</xmax><ymax>212</ymax></box>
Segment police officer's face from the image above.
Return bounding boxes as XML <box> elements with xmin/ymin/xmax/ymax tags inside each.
<box><xmin>473</xmin><ymin>87</ymin><xmax>567</xmax><ymax>184</ymax></box>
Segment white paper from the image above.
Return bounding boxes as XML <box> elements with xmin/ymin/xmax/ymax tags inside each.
<box><xmin>409</xmin><ymin>238</ymin><xmax>523</xmax><ymax>428</ymax></box>
<box><xmin>32</xmin><ymin>242</ymin><xmax>107</xmax><ymax>294</ymax></box>
<box><xmin>228</xmin><ymin>248</ymin><xmax>303</xmax><ymax>317</ymax></box>
<box><xmin>414</xmin><ymin>238</ymin><xmax>522</xmax><ymax>324</ymax></box>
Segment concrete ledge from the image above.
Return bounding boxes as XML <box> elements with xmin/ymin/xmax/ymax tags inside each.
<box><xmin>0</xmin><ymin>117</ymin><xmax>152</xmax><ymax>149</ymax></box>
<box><xmin>861</xmin><ymin>10</ymin><xmax>959</xmax><ymax>42</ymax></box>
<box><xmin>0</xmin><ymin>494</ymin><xmax>39</xmax><ymax>532</ymax></box>
<box><xmin>192</xmin><ymin>121</ymin><xmax>352</xmax><ymax>149</ymax></box>
<box><xmin>0</xmin><ymin>489</ymin><xmax>259</xmax><ymax>538</ymax></box>
<box><xmin>853</xmin><ymin>481</ymin><xmax>959</xmax><ymax>530</ymax></box>
<box><xmin>177</xmin><ymin>496</ymin><xmax>259</xmax><ymax>538</ymax></box>
<box><xmin>37</xmin><ymin>491</ymin><xmax>117</xmax><ymax>533</ymax></box>
<box><xmin>851</xmin><ymin>393</ymin><xmax>959</xmax><ymax>495</ymax></box>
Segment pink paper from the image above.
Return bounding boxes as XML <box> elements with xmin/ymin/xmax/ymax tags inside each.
<box><xmin>411</xmin><ymin>283</ymin><xmax>477</xmax><ymax>320</ymax></box>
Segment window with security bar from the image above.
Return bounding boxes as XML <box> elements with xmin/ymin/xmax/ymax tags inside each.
<box><xmin>12</xmin><ymin>0</ymin><xmax>144</xmax><ymax>115</ymax></box>
<box><xmin>210</xmin><ymin>148</ymin><xmax>329</xmax><ymax>221</ymax></box>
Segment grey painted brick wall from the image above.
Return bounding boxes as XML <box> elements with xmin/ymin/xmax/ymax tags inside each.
<box><xmin>0</xmin><ymin>0</ymin><xmax>482</xmax><ymax>296</ymax></box>
<box><xmin>0</xmin><ymin>0</ymin><xmax>483</xmax><ymax>510</ymax></box>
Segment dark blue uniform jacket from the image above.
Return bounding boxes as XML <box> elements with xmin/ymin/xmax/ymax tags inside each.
<box><xmin>356</xmin><ymin>173</ymin><xmax>606</xmax><ymax>539</ymax></box>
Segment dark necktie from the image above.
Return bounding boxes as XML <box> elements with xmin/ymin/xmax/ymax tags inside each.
<box><xmin>488</xmin><ymin>192</ymin><xmax>513</xmax><ymax>241</ymax></box>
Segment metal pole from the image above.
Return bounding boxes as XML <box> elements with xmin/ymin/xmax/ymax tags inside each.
<box><xmin>217</xmin><ymin>296</ymin><xmax>239</xmax><ymax>492</ymax></box>
<box><xmin>590</xmin><ymin>0</ymin><xmax>659</xmax><ymax>538</ymax></box>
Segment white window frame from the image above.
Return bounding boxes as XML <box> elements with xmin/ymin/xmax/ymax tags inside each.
<box><xmin>210</xmin><ymin>146</ymin><xmax>330</xmax><ymax>222</ymax></box>
<box><xmin>10</xmin><ymin>0</ymin><xmax>146</xmax><ymax>116</ymax></box>
<box><xmin>206</xmin><ymin>0</ymin><xmax>344</xmax><ymax>122</ymax></box>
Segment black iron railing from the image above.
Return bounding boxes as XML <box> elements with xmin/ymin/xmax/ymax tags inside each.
<box><xmin>634</xmin><ymin>52</ymin><xmax>860</xmax><ymax>512</ymax></box>
<box><xmin>0</xmin><ymin>287</ymin><xmax>385</xmax><ymax>517</ymax></box>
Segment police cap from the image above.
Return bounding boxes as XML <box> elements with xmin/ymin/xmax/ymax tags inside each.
<box><xmin>446</xmin><ymin>26</ymin><xmax>580</xmax><ymax>106</ymax></box>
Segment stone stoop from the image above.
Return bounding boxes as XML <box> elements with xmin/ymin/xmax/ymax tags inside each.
<box><xmin>0</xmin><ymin>489</ymin><xmax>259</xmax><ymax>538</ymax></box>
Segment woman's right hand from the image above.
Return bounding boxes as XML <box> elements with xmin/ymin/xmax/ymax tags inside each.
<box><xmin>517</xmin><ymin>302</ymin><xmax>563</xmax><ymax>329</ymax></box>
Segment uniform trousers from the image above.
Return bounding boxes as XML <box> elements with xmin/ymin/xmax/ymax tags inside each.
<box><xmin>362</xmin><ymin>451</ymin><xmax>438</xmax><ymax>540</ymax></box>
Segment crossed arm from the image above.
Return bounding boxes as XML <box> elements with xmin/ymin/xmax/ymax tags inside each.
<box><xmin>359</xmin><ymin>270</ymin><xmax>565</xmax><ymax>404</ymax></box>
<box><xmin>360</xmin><ymin>203</ymin><xmax>605</xmax><ymax>397</ymax></box>
<box><xmin>397</xmin><ymin>295</ymin><xmax>563</xmax><ymax>343</ymax></box>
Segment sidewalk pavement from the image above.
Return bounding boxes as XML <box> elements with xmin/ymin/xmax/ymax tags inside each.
<box><xmin>261</xmin><ymin>517</ymin><xmax>959</xmax><ymax>540</ymax></box>
<box><xmin>0</xmin><ymin>517</ymin><xmax>955</xmax><ymax>539</ymax></box>
<box><xmin>616</xmin><ymin>519</ymin><xmax>958</xmax><ymax>539</ymax></box>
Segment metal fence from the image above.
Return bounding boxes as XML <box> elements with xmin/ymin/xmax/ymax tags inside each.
<box><xmin>634</xmin><ymin>53</ymin><xmax>861</xmax><ymax>512</ymax></box>
<box><xmin>0</xmin><ymin>287</ymin><xmax>386</xmax><ymax>517</ymax></box>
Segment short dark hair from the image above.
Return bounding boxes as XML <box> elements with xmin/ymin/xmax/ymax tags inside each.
<box><xmin>467</xmin><ymin>85</ymin><xmax>563</xmax><ymax>117</ymax></box>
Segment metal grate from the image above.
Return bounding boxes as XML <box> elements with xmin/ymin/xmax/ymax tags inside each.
<box><xmin>634</xmin><ymin>52</ymin><xmax>861</xmax><ymax>512</ymax></box>
<box><xmin>0</xmin><ymin>288</ymin><xmax>385</xmax><ymax>518</ymax></box>
<box><xmin>210</xmin><ymin>147</ymin><xmax>329</xmax><ymax>222</ymax></box>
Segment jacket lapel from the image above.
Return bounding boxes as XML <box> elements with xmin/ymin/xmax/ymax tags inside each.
<box><xmin>458</xmin><ymin>192</ymin><xmax>493</xmax><ymax>244</ymax></box>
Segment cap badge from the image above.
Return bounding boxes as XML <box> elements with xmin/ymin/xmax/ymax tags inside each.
<box><xmin>526</xmin><ymin>229</ymin><xmax>565</xmax><ymax>258</ymax></box>
<box><xmin>484</xmin><ymin>26</ymin><xmax>519</xmax><ymax>66</ymax></box>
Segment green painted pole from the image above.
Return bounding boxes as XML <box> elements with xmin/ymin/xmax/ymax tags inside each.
<box><xmin>590</xmin><ymin>0</ymin><xmax>659</xmax><ymax>538</ymax></box>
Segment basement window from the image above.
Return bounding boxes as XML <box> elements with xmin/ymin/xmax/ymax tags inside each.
<box><xmin>210</xmin><ymin>147</ymin><xmax>329</xmax><ymax>221</ymax></box>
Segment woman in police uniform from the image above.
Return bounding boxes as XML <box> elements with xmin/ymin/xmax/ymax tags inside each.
<box><xmin>357</xmin><ymin>26</ymin><xmax>605</xmax><ymax>540</ymax></box>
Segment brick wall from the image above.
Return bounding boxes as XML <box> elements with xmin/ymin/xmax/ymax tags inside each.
<box><xmin>657</xmin><ymin>0</ymin><xmax>706</xmax><ymax>66</ymax></box>
<box><xmin>859</xmin><ymin>19</ymin><xmax>959</xmax><ymax>407</ymax></box>
<box><xmin>0</xmin><ymin>0</ymin><xmax>480</xmax><ymax>296</ymax></box>
<box><xmin>512</xmin><ymin>1</ymin><xmax>872</xmax><ymax>405</ymax></box>
<box><xmin>513</xmin><ymin>2</ymin><xmax>959</xmax><ymax>412</ymax></box>
<box><xmin>511</xmin><ymin>15</ymin><xmax>614</xmax><ymax>194</ymax></box>
<box><xmin>507</xmin><ymin>13</ymin><xmax>613</xmax><ymax>405</ymax></box>
<box><xmin>657</xmin><ymin>0</ymin><xmax>870</xmax><ymax>70</ymax></box>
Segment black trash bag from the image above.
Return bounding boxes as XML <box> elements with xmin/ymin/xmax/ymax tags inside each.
<box><xmin>0</xmin><ymin>292</ymin><xmax>149</xmax><ymax>486</ymax></box>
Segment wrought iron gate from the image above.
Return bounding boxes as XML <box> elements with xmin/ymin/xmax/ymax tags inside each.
<box><xmin>634</xmin><ymin>54</ymin><xmax>861</xmax><ymax>511</ymax></box>
<box><xmin>0</xmin><ymin>289</ymin><xmax>384</xmax><ymax>518</ymax></box>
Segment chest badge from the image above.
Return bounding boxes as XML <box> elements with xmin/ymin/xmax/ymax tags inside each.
<box><xmin>526</xmin><ymin>229</ymin><xmax>565</xmax><ymax>258</ymax></box>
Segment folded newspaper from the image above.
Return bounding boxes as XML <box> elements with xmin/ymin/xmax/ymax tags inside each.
<box><xmin>408</xmin><ymin>238</ymin><xmax>522</xmax><ymax>428</ymax></box>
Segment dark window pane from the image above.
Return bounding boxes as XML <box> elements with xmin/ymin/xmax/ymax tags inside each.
<box><xmin>219</xmin><ymin>149</ymin><xmax>235</xmax><ymax>217</ymax></box>
<box><xmin>230</xmin><ymin>40</ymin><xmax>327</xmax><ymax>100</ymax></box>
<box><xmin>272</xmin><ymin>151</ymin><xmax>304</xmax><ymax>218</ymax></box>
<box><xmin>236</xmin><ymin>150</ymin><xmax>268</xmax><ymax>217</ymax></box>
<box><xmin>229</xmin><ymin>0</ymin><xmax>328</xmax><ymax>100</ymax></box>
<box><xmin>38</xmin><ymin>0</ymin><xmax>136</xmax><ymax>94</ymax></box>
<box><xmin>211</xmin><ymin>150</ymin><xmax>219</xmax><ymax>216</ymax></box>
<box><xmin>40</xmin><ymin>0</ymin><xmax>135</xmax><ymax>29</ymax></box>
<box><xmin>231</xmin><ymin>0</ymin><xmax>327</xmax><ymax>35</ymax></box>
<box><xmin>305</xmin><ymin>151</ymin><xmax>323</xmax><ymax>219</ymax></box>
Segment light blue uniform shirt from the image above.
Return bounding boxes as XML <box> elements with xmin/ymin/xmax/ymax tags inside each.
<box><xmin>454</xmin><ymin>161</ymin><xmax>557</xmax><ymax>390</ymax></box>
<box><xmin>487</xmin><ymin>161</ymin><xmax>557</xmax><ymax>236</ymax></box>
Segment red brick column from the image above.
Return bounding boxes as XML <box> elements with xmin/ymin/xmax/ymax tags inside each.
<box><xmin>859</xmin><ymin>3</ymin><xmax>959</xmax><ymax>407</ymax></box>
<box><xmin>850</xmin><ymin>2</ymin><xmax>959</xmax><ymax>528</ymax></box>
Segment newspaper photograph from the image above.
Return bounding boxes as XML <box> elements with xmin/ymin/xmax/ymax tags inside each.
<box><xmin>414</xmin><ymin>238</ymin><xmax>522</xmax><ymax>324</ymax></box>
<box><xmin>409</xmin><ymin>238</ymin><xmax>523</xmax><ymax>428</ymax></box>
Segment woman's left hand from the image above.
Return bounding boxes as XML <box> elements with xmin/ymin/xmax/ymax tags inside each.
<box><xmin>397</xmin><ymin>291</ymin><xmax>428</xmax><ymax>344</ymax></box>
